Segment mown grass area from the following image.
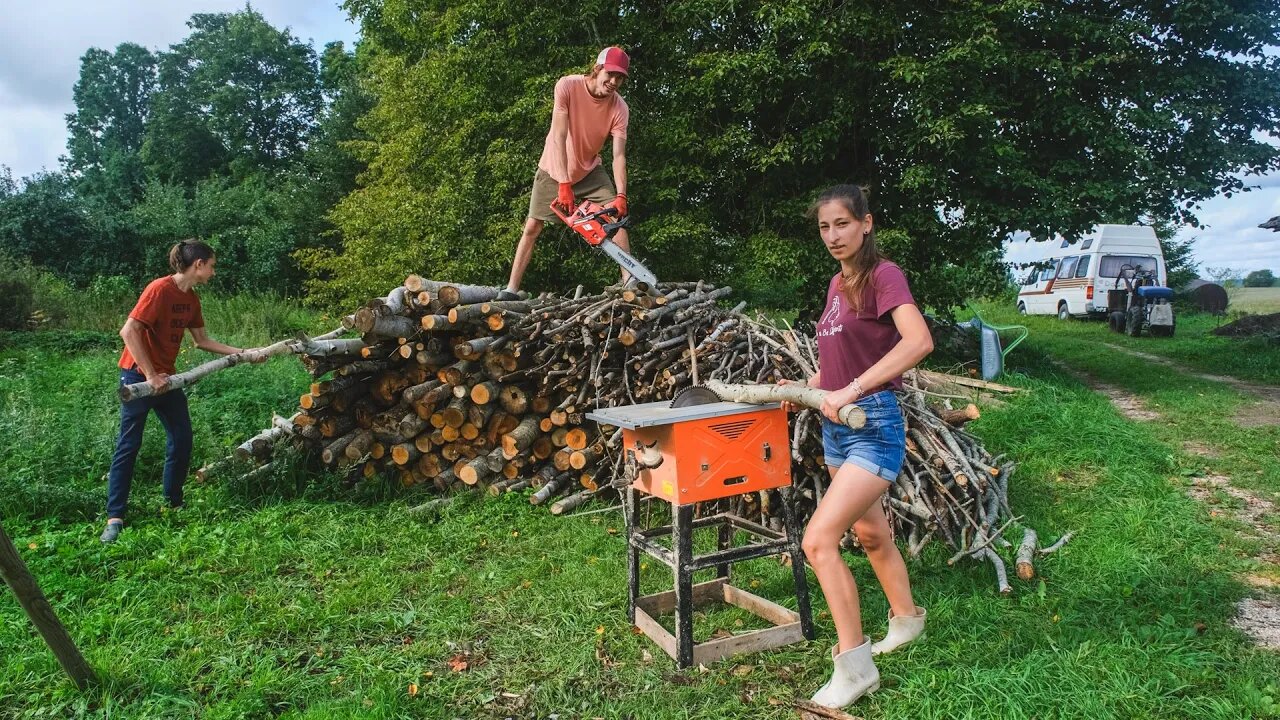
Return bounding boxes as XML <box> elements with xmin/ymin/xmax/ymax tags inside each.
<box><xmin>969</xmin><ymin>304</ymin><xmax>1280</xmax><ymax>515</ymax></box>
<box><xmin>2</xmin><ymin>297</ymin><xmax>1279</xmax><ymax>718</ymax></box>
<box><xmin>975</xmin><ymin>304</ymin><xmax>1280</xmax><ymax>385</ymax></box>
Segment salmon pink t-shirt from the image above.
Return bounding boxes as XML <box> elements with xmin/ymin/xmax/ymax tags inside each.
<box><xmin>118</xmin><ymin>276</ymin><xmax>204</xmax><ymax>376</ymax></box>
<box><xmin>815</xmin><ymin>261</ymin><xmax>916</xmax><ymax>393</ymax></box>
<box><xmin>538</xmin><ymin>75</ymin><xmax>629</xmax><ymax>184</ymax></box>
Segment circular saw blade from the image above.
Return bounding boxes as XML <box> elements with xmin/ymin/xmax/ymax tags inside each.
<box><xmin>669</xmin><ymin>385</ymin><xmax>721</xmax><ymax>409</ymax></box>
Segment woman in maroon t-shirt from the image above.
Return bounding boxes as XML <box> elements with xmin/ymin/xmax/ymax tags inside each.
<box><xmin>783</xmin><ymin>185</ymin><xmax>934</xmax><ymax>709</ymax></box>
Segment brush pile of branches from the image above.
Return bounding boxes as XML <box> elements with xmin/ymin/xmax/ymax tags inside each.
<box><xmin>200</xmin><ymin>277</ymin><xmax>1067</xmax><ymax>591</ymax></box>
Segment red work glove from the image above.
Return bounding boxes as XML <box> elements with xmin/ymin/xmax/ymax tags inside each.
<box><xmin>605</xmin><ymin>193</ymin><xmax>628</xmax><ymax>217</ymax></box>
<box><xmin>556</xmin><ymin>182</ymin><xmax>576</xmax><ymax>210</ymax></box>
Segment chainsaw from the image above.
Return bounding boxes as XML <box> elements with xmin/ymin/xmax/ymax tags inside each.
<box><xmin>551</xmin><ymin>198</ymin><xmax>658</xmax><ymax>286</ymax></box>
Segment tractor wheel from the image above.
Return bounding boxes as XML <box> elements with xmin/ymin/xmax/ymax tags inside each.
<box><xmin>1109</xmin><ymin>311</ymin><xmax>1126</xmax><ymax>333</ymax></box>
<box><xmin>1057</xmin><ymin>303</ymin><xmax>1071</xmax><ymax>321</ymax></box>
<box><xmin>1125</xmin><ymin>307</ymin><xmax>1143</xmax><ymax>337</ymax></box>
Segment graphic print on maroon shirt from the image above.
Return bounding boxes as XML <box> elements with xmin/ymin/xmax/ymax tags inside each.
<box><xmin>815</xmin><ymin>261</ymin><xmax>916</xmax><ymax>393</ymax></box>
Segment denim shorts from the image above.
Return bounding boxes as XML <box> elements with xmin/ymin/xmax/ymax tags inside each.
<box><xmin>821</xmin><ymin>390</ymin><xmax>906</xmax><ymax>482</ymax></box>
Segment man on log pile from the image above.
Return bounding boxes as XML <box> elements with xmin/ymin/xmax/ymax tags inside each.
<box><xmin>500</xmin><ymin>46</ymin><xmax>633</xmax><ymax>299</ymax></box>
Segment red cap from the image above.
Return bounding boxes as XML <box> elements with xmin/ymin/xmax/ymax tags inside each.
<box><xmin>596</xmin><ymin>46</ymin><xmax>630</xmax><ymax>76</ymax></box>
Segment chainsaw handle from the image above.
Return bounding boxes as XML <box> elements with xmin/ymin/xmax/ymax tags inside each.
<box><xmin>549</xmin><ymin>199</ymin><xmax>575</xmax><ymax>223</ymax></box>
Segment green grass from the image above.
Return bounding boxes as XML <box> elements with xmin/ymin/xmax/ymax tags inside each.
<box><xmin>976</xmin><ymin>305</ymin><xmax>1280</xmax><ymax>385</ymax></box>
<box><xmin>967</xmin><ymin>304</ymin><xmax>1280</xmax><ymax>514</ymax></box>
<box><xmin>1</xmin><ymin>298</ymin><xmax>1278</xmax><ymax>718</ymax></box>
<box><xmin>1229</xmin><ymin>287</ymin><xmax>1280</xmax><ymax>315</ymax></box>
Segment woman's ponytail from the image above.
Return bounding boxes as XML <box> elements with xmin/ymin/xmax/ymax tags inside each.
<box><xmin>168</xmin><ymin>239</ymin><xmax>215</xmax><ymax>273</ymax></box>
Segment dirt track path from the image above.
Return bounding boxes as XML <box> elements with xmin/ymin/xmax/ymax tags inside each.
<box><xmin>1102</xmin><ymin>343</ymin><xmax>1280</xmax><ymax>427</ymax></box>
<box><xmin>1047</xmin><ymin>353</ymin><xmax>1280</xmax><ymax>649</ymax></box>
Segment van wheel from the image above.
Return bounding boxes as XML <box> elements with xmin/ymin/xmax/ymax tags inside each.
<box><xmin>1108</xmin><ymin>311</ymin><xmax>1126</xmax><ymax>333</ymax></box>
<box><xmin>1017</xmin><ymin>302</ymin><xmax>1027</xmax><ymax>315</ymax></box>
<box><xmin>1057</xmin><ymin>303</ymin><xmax>1071</xmax><ymax>321</ymax></box>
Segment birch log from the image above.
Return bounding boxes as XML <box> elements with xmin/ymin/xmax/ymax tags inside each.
<box><xmin>703</xmin><ymin>380</ymin><xmax>866</xmax><ymax>429</ymax></box>
<box><xmin>119</xmin><ymin>338</ymin><xmax>295</xmax><ymax>402</ymax></box>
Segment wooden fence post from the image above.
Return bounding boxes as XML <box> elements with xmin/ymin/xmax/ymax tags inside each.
<box><xmin>0</xmin><ymin>515</ymin><xmax>97</xmax><ymax>690</ymax></box>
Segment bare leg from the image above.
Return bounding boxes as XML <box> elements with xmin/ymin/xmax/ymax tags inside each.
<box><xmin>507</xmin><ymin>217</ymin><xmax>545</xmax><ymax>292</ymax></box>
<box><xmin>613</xmin><ymin>227</ymin><xmax>632</xmax><ymax>283</ymax></box>
<box><xmin>802</xmin><ymin>463</ymin><xmax>894</xmax><ymax>653</ymax></box>
<box><xmin>852</xmin><ymin>497</ymin><xmax>917</xmax><ymax>618</ymax></box>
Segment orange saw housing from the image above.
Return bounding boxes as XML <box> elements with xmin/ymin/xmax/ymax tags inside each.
<box><xmin>625</xmin><ymin>405</ymin><xmax>792</xmax><ymax>505</ymax></box>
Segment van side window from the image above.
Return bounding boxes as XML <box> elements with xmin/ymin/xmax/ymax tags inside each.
<box><xmin>1021</xmin><ymin>268</ymin><xmax>1038</xmax><ymax>286</ymax></box>
<box><xmin>1081</xmin><ymin>238</ymin><xmax>1094</xmax><ymax>250</ymax></box>
<box><xmin>1057</xmin><ymin>256</ymin><xmax>1079</xmax><ymax>278</ymax></box>
<box><xmin>1074</xmin><ymin>256</ymin><xmax>1091</xmax><ymax>278</ymax></box>
<box><xmin>1039</xmin><ymin>260</ymin><xmax>1059</xmax><ymax>282</ymax></box>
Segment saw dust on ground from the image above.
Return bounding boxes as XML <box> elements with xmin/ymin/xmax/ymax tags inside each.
<box><xmin>1103</xmin><ymin>344</ymin><xmax>1280</xmax><ymax>427</ymax></box>
<box><xmin>1181</xmin><ymin>440</ymin><xmax>1221</xmax><ymax>458</ymax></box>
<box><xmin>1185</xmin><ymin>475</ymin><xmax>1279</xmax><ymax>544</ymax></box>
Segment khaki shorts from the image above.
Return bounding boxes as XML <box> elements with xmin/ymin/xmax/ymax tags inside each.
<box><xmin>528</xmin><ymin>165</ymin><xmax>617</xmax><ymax>223</ymax></box>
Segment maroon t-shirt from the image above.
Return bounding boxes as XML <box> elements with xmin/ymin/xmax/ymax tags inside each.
<box><xmin>815</xmin><ymin>261</ymin><xmax>916</xmax><ymax>393</ymax></box>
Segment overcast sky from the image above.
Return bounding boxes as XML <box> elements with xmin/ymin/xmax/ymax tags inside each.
<box><xmin>2</xmin><ymin>2</ymin><xmax>1277</xmax><ymax>275</ymax></box>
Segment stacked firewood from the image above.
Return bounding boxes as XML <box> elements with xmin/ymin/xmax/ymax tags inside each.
<box><xmin>211</xmin><ymin>277</ymin><xmax>1066</xmax><ymax>591</ymax></box>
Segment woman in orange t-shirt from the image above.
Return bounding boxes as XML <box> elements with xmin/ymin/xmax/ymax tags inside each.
<box><xmin>101</xmin><ymin>240</ymin><xmax>261</xmax><ymax>543</ymax></box>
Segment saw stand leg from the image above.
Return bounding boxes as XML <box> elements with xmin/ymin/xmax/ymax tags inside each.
<box><xmin>625</xmin><ymin>491</ymin><xmax>815</xmax><ymax>669</ymax></box>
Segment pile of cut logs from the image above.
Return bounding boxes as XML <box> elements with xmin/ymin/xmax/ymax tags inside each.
<box><xmin>199</xmin><ymin>277</ymin><xmax>1067</xmax><ymax>592</ymax></box>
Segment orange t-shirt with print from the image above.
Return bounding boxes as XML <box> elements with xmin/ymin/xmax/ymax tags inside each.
<box><xmin>118</xmin><ymin>276</ymin><xmax>204</xmax><ymax>376</ymax></box>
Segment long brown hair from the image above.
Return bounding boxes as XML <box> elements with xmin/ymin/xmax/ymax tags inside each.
<box><xmin>809</xmin><ymin>185</ymin><xmax>885</xmax><ymax>312</ymax></box>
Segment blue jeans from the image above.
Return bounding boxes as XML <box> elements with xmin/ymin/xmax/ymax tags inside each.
<box><xmin>106</xmin><ymin>369</ymin><xmax>193</xmax><ymax>519</ymax></box>
<box><xmin>821</xmin><ymin>390</ymin><xmax>906</xmax><ymax>482</ymax></box>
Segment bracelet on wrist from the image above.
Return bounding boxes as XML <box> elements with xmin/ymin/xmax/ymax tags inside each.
<box><xmin>849</xmin><ymin>378</ymin><xmax>864</xmax><ymax>399</ymax></box>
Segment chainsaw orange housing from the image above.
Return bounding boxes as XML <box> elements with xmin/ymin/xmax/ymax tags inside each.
<box><xmin>626</xmin><ymin>406</ymin><xmax>792</xmax><ymax>505</ymax></box>
<box><xmin>551</xmin><ymin>199</ymin><xmax>612</xmax><ymax>246</ymax></box>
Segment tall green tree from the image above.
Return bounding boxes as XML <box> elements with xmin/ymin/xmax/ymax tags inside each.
<box><xmin>144</xmin><ymin>9</ymin><xmax>322</xmax><ymax>181</ymax></box>
<box><xmin>64</xmin><ymin>43</ymin><xmax>157</xmax><ymax>207</ymax></box>
<box><xmin>312</xmin><ymin>0</ymin><xmax>1280</xmax><ymax>311</ymax></box>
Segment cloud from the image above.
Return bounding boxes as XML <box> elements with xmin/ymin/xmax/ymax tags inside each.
<box><xmin>0</xmin><ymin>0</ymin><xmax>358</xmax><ymax>176</ymax></box>
<box><xmin>1179</xmin><ymin>186</ymin><xmax>1280</xmax><ymax>273</ymax></box>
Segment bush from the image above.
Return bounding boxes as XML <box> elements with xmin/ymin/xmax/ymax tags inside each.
<box><xmin>0</xmin><ymin>254</ymin><xmax>75</xmax><ymax>329</ymax></box>
<box><xmin>1243</xmin><ymin>269</ymin><xmax>1276</xmax><ymax>288</ymax></box>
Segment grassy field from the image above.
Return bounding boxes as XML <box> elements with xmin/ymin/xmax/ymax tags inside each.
<box><xmin>1229</xmin><ymin>287</ymin><xmax>1280</xmax><ymax>315</ymax></box>
<box><xmin>1</xmin><ymin>297</ymin><xmax>1278</xmax><ymax>718</ymax></box>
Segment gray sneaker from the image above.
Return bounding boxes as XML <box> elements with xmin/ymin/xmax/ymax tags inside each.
<box><xmin>496</xmin><ymin>289</ymin><xmax>521</xmax><ymax>301</ymax></box>
<box><xmin>99</xmin><ymin>521</ymin><xmax>123</xmax><ymax>543</ymax></box>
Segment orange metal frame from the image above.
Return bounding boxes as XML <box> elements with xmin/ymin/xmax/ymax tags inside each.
<box><xmin>626</xmin><ymin>406</ymin><xmax>791</xmax><ymax>505</ymax></box>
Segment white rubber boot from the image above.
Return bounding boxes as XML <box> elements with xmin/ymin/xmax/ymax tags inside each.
<box><xmin>810</xmin><ymin>638</ymin><xmax>880</xmax><ymax>708</ymax></box>
<box><xmin>871</xmin><ymin>606</ymin><xmax>926</xmax><ymax>656</ymax></box>
<box><xmin>810</xmin><ymin>645</ymin><xmax>838</xmax><ymax>699</ymax></box>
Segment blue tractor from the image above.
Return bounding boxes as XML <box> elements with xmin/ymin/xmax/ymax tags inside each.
<box><xmin>1107</xmin><ymin>263</ymin><xmax>1175</xmax><ymax>337</ymax></box>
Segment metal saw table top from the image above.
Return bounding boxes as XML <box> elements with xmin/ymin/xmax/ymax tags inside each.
<box><xmin>586</xmin><ymin>400</ymin><xmax>781</xmax><ymax>429</ymax></box>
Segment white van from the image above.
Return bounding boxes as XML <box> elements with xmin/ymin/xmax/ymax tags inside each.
<box><xmin>1012</xmin><ymin>224</ymin><xmax>1167</xmax><ymax>319</ymax></box>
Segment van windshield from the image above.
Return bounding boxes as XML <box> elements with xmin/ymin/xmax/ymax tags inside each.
<box><xmin>1099</xmin><ymin>255</ymin><xmax>1158</xmax><ymax>278</ymax></box>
